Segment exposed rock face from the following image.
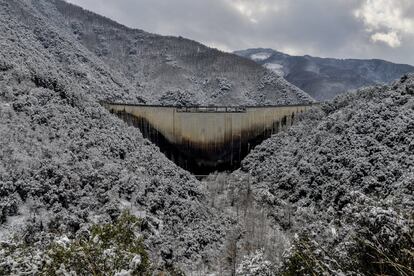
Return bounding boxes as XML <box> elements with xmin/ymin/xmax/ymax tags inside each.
<box><xmin>235</xmin><ymin>48</ymin><xmax>414</xmax><ymax>101</ymax></box>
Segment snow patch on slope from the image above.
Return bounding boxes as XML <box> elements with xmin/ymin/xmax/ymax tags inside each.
<box><xmin>264</xmin><ymin>63</ymin><xmax>285</xmax><ymax>76</ymax></box>
<box><xmin>251</xmin><ymin>52</ymin><xmax>272</xmax><ymax>61</ymax></box>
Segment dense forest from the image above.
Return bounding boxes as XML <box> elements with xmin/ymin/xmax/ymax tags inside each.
<box><xmin>0</xmin><ymin>0</ymin><xmax>413</xmax><ymax>275</ymax></box>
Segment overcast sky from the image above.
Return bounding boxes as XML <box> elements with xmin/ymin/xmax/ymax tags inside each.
<box><xmin>66</xmin><ymin>0</ymin><xmax>414</xmax><ymax>65</ymax></box>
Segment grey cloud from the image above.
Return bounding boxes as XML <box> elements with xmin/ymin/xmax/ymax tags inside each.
<box><xmin>66</xmin><ymin>0</ymin><xmax>414</xmax><ymax>65</ymax></box>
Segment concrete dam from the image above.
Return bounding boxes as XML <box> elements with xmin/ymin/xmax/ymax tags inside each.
<box><xmin>102</xmin><ymin>103</ymin><xmax>316</xmax><ymax>174</ymax></box>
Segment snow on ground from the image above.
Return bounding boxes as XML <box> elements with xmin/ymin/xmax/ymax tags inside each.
<box><xmin>250</xmin><ymin>52</ymin><xmax>272</xmax><ymax>61</ymax></box>
<box><xmin>264</xmin><ymin>63</ymin><xmax>285</xmax><ymax>76</ymax></box>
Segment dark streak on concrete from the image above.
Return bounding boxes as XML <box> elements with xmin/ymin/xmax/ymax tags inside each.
<box><xmin>109</xmin><ymin>109</ymin><xmax>294</xmax><ymax>175</ymax></box>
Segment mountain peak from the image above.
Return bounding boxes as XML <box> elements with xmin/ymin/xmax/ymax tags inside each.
<box><xmin>235</xmin><ymin>48</ymin><xmax>414</xmax><ymax>101</ymax></box>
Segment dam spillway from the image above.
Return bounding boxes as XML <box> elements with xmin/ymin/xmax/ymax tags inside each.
<box><xmin>102</xmin><ymin>103</ymin><xmax>316</xmax><ymax>174</ymax></box>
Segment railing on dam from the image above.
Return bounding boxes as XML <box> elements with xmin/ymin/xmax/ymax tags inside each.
<box><xmin>100</xmin><ymin>102</ymin><xmax>316</xmax><ymax>111</ymax></box>
<box><xmin>101</xmin><ymin>101</ymin><xmax>319</xmax><ymax>174</ymax></box>
<box><xmin>176</xmin><ymin>106</ymin><xmax>247</xmax><ymax>113</ymax></box>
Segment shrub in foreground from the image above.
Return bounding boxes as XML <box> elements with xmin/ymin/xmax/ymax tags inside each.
<box><xmin>43</xmin><ymin>211</ymin><xmax>151</xmax><ymax>275</ymax></box>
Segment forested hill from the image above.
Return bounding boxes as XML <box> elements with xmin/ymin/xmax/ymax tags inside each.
<box><xmin>1</xmin><ymin>0</ymin><xmax>413</xmax><ymax>274</ymax></box>
<box><xmin>1</xmin><ymin>0</ymin><xmax>313</xmax><ymax>106</ymax></box>
<box><xmin>233</xmin><ymin>73</ymin><xmax>414</xmax><ymax>274</ymax></box>
<box><xmin>0</xmin><ymin>0</ymin><xmax>231</xmax><ymax>273</ymax></box>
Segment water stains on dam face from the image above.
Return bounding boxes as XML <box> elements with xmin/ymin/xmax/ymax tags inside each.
<box><xmin>102</xmin><ymin>102</ymin><xmax>316</xmax><ymax>175</ymax></box>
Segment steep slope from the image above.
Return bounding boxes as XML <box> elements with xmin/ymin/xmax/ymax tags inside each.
<box><xmin>235</xmin><ymin>48</ymin><xmax>414</xmax><ymax>101</ymax></box>
<box><xmin>52</xmin><ymin>0</ymin><xmax>313</xmax><ymax>106</ymax></box>
<box><xmin>0</xmin><ymin>0</ymin><xmax>312</xmax><ymax>273</ymax></box>
<box><xmin>0</xmin><ymin>0</ymin><xmax>231</xmax><ymax>273</ymax></box>
<box><xmin>4</xmin><ymin>0</ymin><xmax>413</xmax><ymax>274</ymax></box>
<box><xmin>0</xmin><ymin>0</ymin><xmax>145</xmax><ymax>103</ymax></box>
<box><xmin>234</xmin><ymin>74</ymin><xmax>414</xmax><ymax>274</ymax></box>
<box><xmin>3</xmin><ymin>0</ymin><xmax>313</xmax><ymax>106</ymax></box>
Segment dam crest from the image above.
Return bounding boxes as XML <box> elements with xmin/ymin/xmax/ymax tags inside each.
<box><xmin>102</xmin><ymin>102</ymin><xmax>316</xmax><ymax>175</ymax></box>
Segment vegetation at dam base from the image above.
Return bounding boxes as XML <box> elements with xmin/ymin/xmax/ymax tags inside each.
<box><xmin>201</xmin><ymin>173</ymin><xmax>414</xmax><ymax>276</ymax></box>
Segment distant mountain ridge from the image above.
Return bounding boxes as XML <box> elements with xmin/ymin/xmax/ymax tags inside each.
<box><xmin>234</xmin><ymin>48</ymin><xmax>414</xmax><ymax>101</ymax></box>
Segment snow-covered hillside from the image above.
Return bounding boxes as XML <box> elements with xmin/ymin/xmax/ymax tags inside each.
<box><xmin>1</xmin><ymin>0</ymin><xmax>413</xmax><ymax>274</ymax></box>
<box><xmin>233</xmin><ymin>73</ymin><xmax>414</xmax><ymax>275</ymax></box>
<box><xmin>0</xmin><ymin>0</ymin><xmax>313</xmax><ymax>107</ymax></box>
<box><xmin>0</xmin><ymin>0</ymin><xmax>234</xmax><ymax>273</ymax></box>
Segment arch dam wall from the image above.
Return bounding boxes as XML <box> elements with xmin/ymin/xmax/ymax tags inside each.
<box><xmin>102</xmin><ymin>103</ymin><xmax>317</xmax><ymax>175</ymax></box>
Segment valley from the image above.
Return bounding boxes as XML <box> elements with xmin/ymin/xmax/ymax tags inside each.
<box><xmin>0</xmin><ymin>0</ymin><xmax>413</xmax><ymax>275</ymax></box>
